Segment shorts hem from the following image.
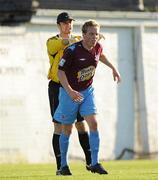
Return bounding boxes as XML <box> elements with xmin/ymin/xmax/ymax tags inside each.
<box><xmin>80</xmin><ymin>112</ymin><xmax>97</xmax><ymax>117</ymax></box>
<box><xmin>52</xmin><ymin>118</ymin><xmax>61</xmax><ymax>124</ymax></box>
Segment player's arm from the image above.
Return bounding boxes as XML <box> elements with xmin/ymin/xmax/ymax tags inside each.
<box><xmin>58</xmin><ymin>47</ymin><xmax>83</xmax><ymax>102</ymax></box>
<box><xmin>46</xmin><ymin>37</ymin><xmax>70</xmax><ymax>66</ymax></box>
<box><xmin>100</xmin><ymin>53</ymin><xmax>121</xmax><ymax>83</ymax></box>
<box><xmin>47</xmin><ymin>35</ymin><xmax>81</xmax><ymax>59</ymax></box>
<box><xmin>58</xmin><ymin>70</ymin><xmax>83</xmax><ymax>102</ymax></box>
<box><xmin>47</xmin><ymin>37</ymin><xmax>66</xmax><ymax>57</ymax></box>
<box><xmin>58</xmin><ymin>69</ymin><xmax>72</xmax><ymax>94</ymax></box>
<box><xmin>98</xmin><ymin>33</ymin><xmax>105</xmax><ymax>41</ymax></box>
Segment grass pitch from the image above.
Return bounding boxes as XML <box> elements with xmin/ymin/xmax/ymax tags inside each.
<box><xmin>0</xmin><ymin>160</ymin><xmax>158</xmax><ymax>180</ymax></box>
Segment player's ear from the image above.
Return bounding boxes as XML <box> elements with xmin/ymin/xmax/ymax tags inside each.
<box><xmin>82</xmin><ymin>32</ymin><xmax>86</xmax><ymax>39</ymax></box>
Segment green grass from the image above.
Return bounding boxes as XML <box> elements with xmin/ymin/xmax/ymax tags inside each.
<box><xmin>0</xmin><ymin>160</ymin><xmax>158</xmax><ymax>180</ymax></box>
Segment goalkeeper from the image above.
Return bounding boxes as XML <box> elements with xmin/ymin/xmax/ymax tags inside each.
<box><xmin>46</xmin><ymin>12</ymin><xmax>91</xmax><ymax>175</ymax></box>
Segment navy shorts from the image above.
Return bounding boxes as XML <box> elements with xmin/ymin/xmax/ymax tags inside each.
<box><xmin>48</xmin><ymin>80</ymin><xmax>84</xmax><ymax>123</ymax></box>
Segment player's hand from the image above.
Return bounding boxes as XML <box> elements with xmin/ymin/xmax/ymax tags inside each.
<box><xmin>68</xmin><ymin>89</ymin><xmax>84</xmax><ymax>103</ymax></box>
<box><xmin>98</xmin><ymin>33</ymin><xmax>105</xmax><ymax>41</ymax></box>
<box><xmin>112</xmin><ymin>69</ymin><xmax>121</xmax><ymax>83</ymax></box>
<box><xmin>62</xmin><ymin>39</ymin><xmax>69</xmax><ymax>45</ymax></box>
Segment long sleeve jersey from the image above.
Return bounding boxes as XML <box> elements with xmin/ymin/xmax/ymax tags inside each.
<box><xmin>46</xmin><ymin>34</ymin><xmax>81</xmax><ymax>83</ymax></box>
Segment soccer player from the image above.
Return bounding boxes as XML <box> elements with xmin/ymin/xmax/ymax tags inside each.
<box><xmin>47</xmin><ymin>12</ymin><xmax>91</xmax><ymax>175</ymax></box>
<box><xmin>54</xmin><ymin>20</ymin><xmax>121</xmax><ymax>175</ymax></box>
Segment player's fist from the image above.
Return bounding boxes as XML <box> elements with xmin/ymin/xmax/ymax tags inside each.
<box><xmin>98</xmin><ymin>33</ymin><xmax>105</xmax><ymax>41</ymax></box>
<box><xmin>62</xmin><ymin>39</ymin><xmax>69</xmax><ymax>45</ymax></box>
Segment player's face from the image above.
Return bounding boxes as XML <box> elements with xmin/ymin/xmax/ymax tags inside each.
<box><xmin>83</xmin><ymin>26</ymin><xmax>100</xmax><ymax>48</ymax></box>
<box><xmin>58</xmin><ymin>20</ymin><xmax>73</xmax><ymax>34</ymax></box>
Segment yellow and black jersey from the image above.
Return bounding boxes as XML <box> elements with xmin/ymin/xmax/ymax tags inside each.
<box><xmin>46</xmin><ymin>34</ymin><xmax>82</xmax><ymax>83</ymax></box>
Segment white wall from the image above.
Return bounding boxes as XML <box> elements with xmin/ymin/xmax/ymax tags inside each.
<box><xmin>143</xmin><ymin>27</ymin><xmax>158</xmax><ymax>152</ymax></box>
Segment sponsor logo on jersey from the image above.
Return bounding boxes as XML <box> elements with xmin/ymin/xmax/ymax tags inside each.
<box><xmin>77</xmin><ymin>65</ymin><xmax>95</xmax><ymax>82</ymax></box>
<box><xmin>59</xmin><ymin>58</ymin><xmax>66</xmax><ymax>67</ymax></box>
<box><xmin>79</xmin><ymin>58</ymin><xmax>86</xmax><ymax>61</ymax></box>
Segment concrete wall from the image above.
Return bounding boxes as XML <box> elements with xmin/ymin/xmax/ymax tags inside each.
<box><xmin>0</xmin><ymin>10</ymin><xmax>158</xmax><ymax>163</ymax></box>
<box><xmin>37</xmin><ymin>0</ymin><xmax>158</xmax><ymax>11</ymax></box>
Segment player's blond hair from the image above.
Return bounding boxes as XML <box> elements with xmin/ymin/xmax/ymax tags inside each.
<box><xmin>82</xmin><ymin>20</ymin><xmax>100</xmax><ymax>34</ymax></box>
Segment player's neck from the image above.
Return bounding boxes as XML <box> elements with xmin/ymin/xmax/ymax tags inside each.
<box><xmin>82</xmin><ymin>41</ymin><xmax>93</xmax><ymax>51</ymax></box>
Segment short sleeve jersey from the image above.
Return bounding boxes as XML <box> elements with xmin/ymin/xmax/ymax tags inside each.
<box><xmin>58</xmin><ymin>41</ymin><xmax>103</xmax><ymax>91</ymax></box>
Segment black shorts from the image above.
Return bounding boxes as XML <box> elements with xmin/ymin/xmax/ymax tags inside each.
<box><xmin>48</xmin><ymin>80</ymin><xmax>84</xmax><ymax>123</ymax></box>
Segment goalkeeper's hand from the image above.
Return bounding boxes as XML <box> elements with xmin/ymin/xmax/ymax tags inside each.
<box><xmin>98</xmin><ymin>33</ymin><xmax>105</xmax><ymax>41</ymax></box>
<box><xmin>62</xmin><ymin>39</ymin><xmax>69</xmax><ymax>45</ymax></box>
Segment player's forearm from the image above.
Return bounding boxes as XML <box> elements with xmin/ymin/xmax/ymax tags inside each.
<box><xmin>58</xmin><ymin>70</ymin><xmax>84</xmax><ymax>102</ymax></box>
<box><xmin>47</xmin><ymin>39</ymin><xmax>65</xmax><ymax>55</ymax></box>
<box><xmin>104</xmin><ymin>59</ymin><xmax>116</xmax><ymax>71</ymax></box>
<box><xmin>100</xmin><ymin>54</ymin><xmax>116</xmax><ymax>71</ymax></box>
<box><xmin>58</xmin><ymin>70</ymin><xmax>73</xmax><ymax>94</ymax></box>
